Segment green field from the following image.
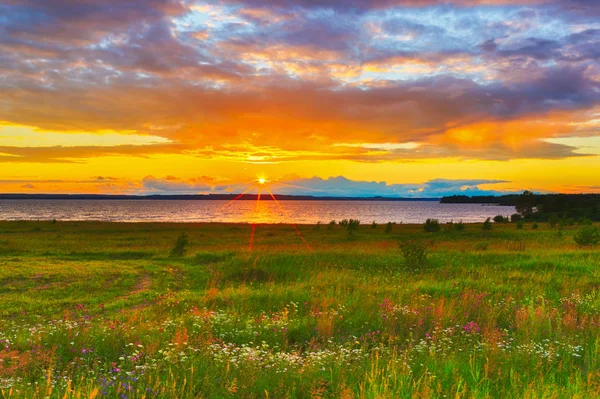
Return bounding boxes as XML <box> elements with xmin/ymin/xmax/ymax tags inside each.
<box><xmin>1</xmin><ymin>220</ymin><xmax>599</xmax><ymax>398</ymax></box>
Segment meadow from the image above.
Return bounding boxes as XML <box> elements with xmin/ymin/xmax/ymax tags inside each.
<box><xmin>0</xmin><ymin>220</ymin><xmax>599</xmax><ymax>398</ymax></box>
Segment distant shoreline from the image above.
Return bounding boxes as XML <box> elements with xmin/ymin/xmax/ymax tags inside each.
<box><xmin>0</xmin><ymin>193</ymin><xmax>442</xmax><ymax>202</ymax></box>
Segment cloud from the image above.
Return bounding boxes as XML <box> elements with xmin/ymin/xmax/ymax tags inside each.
<box><xmin>134</xmin><ymin>175</ymin><xmax>513</xmax><ymax>197</ymax></box>
<box><xmin>270</xmin><ymin>176</ymin><xmax>511</xmax><ymax>197</ymax></box>
<box><xmin>0</xmin><ymin>0</ymin><xmax>599</xmax><ymax>167</ymax></box>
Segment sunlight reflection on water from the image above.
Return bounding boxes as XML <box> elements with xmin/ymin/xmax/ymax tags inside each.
<box><xmin>0</xmin><ymin>200</ymin><xmax>515</xmax><ymax>224</ymax></box>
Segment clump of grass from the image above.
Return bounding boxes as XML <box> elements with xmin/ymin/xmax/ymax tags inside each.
<box><xmin>385</xmin><ymin>222</ymin><xmax>393</xmax><ymax>233</ymax></box>
<box><xmin>423</xmin><ymin>218</ymin><xmax>440</xmax><ymax>233</ymax></box>
<box><xmin>475</xmin><ymin>242</ymin><xmax>489</xmax><ymax>251</ymax></box>
<box><xmin>482</xmin><ymin>217</ymin><xmax>492</xmax><ymax>230</ymax></box>
<box><xmin>573</xmin><ymin>225</ymin><xmax>600</xmax><ymax>247</ymax></box>
<box><xmin>169</xmin><ymin>232</ymin><xmax>189</xmax><ymax>257</ymax></box>
<box><xmin>508</xmin><ymin>240</ymin><xmax>526</xmax><ymax>251</ymax></box>
<box><xmin>399</xmin><ymin>240</ymin><xmax>428</xmax><ymax>270</ymax></box>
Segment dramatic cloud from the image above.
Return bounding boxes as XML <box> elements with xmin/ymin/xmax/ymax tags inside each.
<box><xmin>1</xmin><ymin>0</ymin><xmax>599</xmax><ymax>194</ymax></box>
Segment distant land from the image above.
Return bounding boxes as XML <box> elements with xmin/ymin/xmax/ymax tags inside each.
<box><xmin>0</xmin><ymin>193</ymin><xmax>441</xmax><ymax>201</ymax></box>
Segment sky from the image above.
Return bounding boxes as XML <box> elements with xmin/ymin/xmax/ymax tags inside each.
<box><xmin>1</xmin><ymin>0</ymin><xmax>599</xmax><ymax>197</ymax></box>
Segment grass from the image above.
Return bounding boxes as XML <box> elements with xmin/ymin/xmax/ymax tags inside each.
<box><xmin>0</xmin><ymin>220</ymin><xmax>599</xmax><ymax>398</ymax></box>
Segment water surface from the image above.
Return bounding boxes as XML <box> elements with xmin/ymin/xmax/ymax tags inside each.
<box><xmin>0</xmin><ymin>200</ymin><xmax>515</xmax><ymax>224</ymax></box>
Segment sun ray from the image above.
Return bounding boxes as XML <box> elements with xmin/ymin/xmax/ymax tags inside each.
<box><xmin>218</xmin><ymin>186</ymin><xmax>253</xmax><ymax>211</ymax></box>
<box><xmin>265</xmin><ymin>186</ymin><xmax>313</xmax><ymax>251</ymax></box>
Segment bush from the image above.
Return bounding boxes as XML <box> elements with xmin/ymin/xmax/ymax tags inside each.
<box><xmin>482</xmin><ymin>217</ymin><xmax>492</xmax><ymax>230</ymax></box>
<box><xmin>169</xmin><ymin>232</ymin><xmax>189</xmax><ymax>257</ymax></box>
<box><xmin>516</xmin><ymin>221</ymin><xmax>524</xmax><ymax>230</ymax></box>
<box><xmin>532</xmin><ymin>223</ymin><xmax>539</xmax><ymax>230</ymax></box>
<box><xmin>385</xmin><ymin>222</ymin><xmax>393</xmax><ymax>234</ymax></box>
<box><xmin>510</xmin><ymin>213</ymin><xmax>523</xmax><ymax>223</ymax></box>
<box><xmin>347</xmin><ymin>219</ymin><xmax>360</xmax><ymax>231</ymax></box>
<box><xmin>493</xmin><ymin>215</ymin><xmax>508</xmax><ymax>223</ymax></box>
<box><xmin>424</xmin><ymin>218</ymin><xmax>441</xmax><ymax>233</ymax></box>
<box><xmin>400</xmin><ymin>240</ymin><xmax>428</xmax><ymax>270</ymax></box>
<box><xmin>315</xmin><ymin>221</ymin><xmax>321</xmax><ymax>230</ymax></box>
<box><xmin>475</xmin><ymin>242</ymin><xmax>489</xmax><ymax>251</ymax></box>
<box><xmin>573</xmin><ymin>226</ymin><xmax>600</xmax><ymax>247</ymax></box>
<box><xmin>371</xmin><ymin>221</ymin><xmax>377</xmax><ymax>229</ymax></box>
<box><xmin>339</xmin><ymin>219</ymin><xmax>349</xmax><ymax>227</ymax></box>
<box><xmin>328</xmin><ymin>220</ymin><xmax>336</xmax><ymax>230</ymax></box>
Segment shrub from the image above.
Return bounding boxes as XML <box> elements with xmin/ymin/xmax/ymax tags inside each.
<box><xmin>400</xmin><ymin>240</ymin><xmax>428</xmax><ymax>270</ymax></box>
<box><xmin>482</xmin><ymin>217</ymin><xmax>492</xmax><ymax>230</ymax></box>
<box><xmin>510</xmin><ymin>213</ymin><xmax>523</xmax><ymax>223</ymax></box>
<box><xmin>493</xmin><ymin>215</ymin><xmax>508</xmax><ymax>223</ymax></box>
<box><xmin>371</xmin><ymin>221</ymin><xmax>377</xmax><ymax>229</ymax></box>
<box><xmin>516</xmin><ymin>221</ymin><xmax>524</xmax><ymax>230</ymax></box>
<box><xmin>579</xmin><ymin>218</ymin><xmax>593</xmax><ymax>226</ymax></box>
<box><xmin>339</xmin><ymin>219</ymin><xmax>349</xmax><ymax>227</ymax></box>
<box><xmin>548</xmin><ymin>214</ymin><xmax>559</xmax><ymax>228</ymax></box>
<box><xmin>385</xmin><ymin>222</ymin><xmax>393</xmax><ymax>234</ymax></box>
<box><xmin>315</xmin><ymin>221</ymin><xmax>321</xmax><ymax>230</ymax></box>
<box><xmin>347</xmin><ymin>219</ymin><xmax>360</xmax><ymax>231</ymax></box>
<box><xmin>475</xmin><ymin>242</ymin><xmax>489</xmax><ymax>251</ymax></box>
<box><xmin>328</xmin><ymin>220</ymin><xmax>336</xmax><ymax>230</ymax></box>
<box><xmin>424</xmin><ymin>218</ymin><xmax>441</xmax><ymax>233</ymax></box>
<box><xmin>169</xmin><ymin>232</ymin><xmax>189</xmax><ymax>257</ymax></box>
<box><xmin>454</xmin><ymin>220</ymin><xmax>466</xmax><ymax>232</ymax></box>
<box><xmin>573</xmin><ymin>226</ymin><xmax>600</xmax><ymax>247</ymax></box>
<box><xmin>532</xmin><ymin>223</ymin><xmax>539</xmax><ymax>230</ymax></box>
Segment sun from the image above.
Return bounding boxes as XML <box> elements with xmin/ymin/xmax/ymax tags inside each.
<box><xmin>257</xmin><ymin>177</ymin><xmax>268</xmax><ymax>185</ymax></box>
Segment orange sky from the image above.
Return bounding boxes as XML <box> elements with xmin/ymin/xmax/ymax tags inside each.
<box><xmin>1</xmin><ymin>0</ymin><xmax>599</xmax><ymax>197</ymax></box>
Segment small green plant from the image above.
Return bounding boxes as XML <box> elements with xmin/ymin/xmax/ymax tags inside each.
<box><xmin>400</xmin><ymin>240</ymin><xmax>428</xmax><ymax>270</ymax></box>
<box><xmin>516</xmin><ymin>221</ymin><xmax>524</xmax><ymax>230</ymax></box>
<box><xmin>424</xmin><ymin>218</ymin><xmax>441</xmax><ymax>233</ymax></box>
<box><xmin>347</xmin><ymin>219</ymin><xmax>360</xmax><ymax>231</ymax></box>
<box><xmin>482</xmin><ymin>217</ymin><xmax>492</xmax><ymax>230</ymax></box>
<box><xmin>371</xmin><ymin>221</ymin><xmax>377</xmax><ymax>229</ymax></box>
<box><xmin>475</xmin><ymin>242</ymin><xmax>489</xmax><ymax>251</ymax></box>
<box><xmin>573</xmin><ymin>225</ymin><xmax>600</xmax><ymax>247</ymax></box>
<box><xmin>532</xmin><ymin>223</ymin><xmax>539</xmax><ymax>230</ymax></box>
<box><xmin>579</xmin><ymin>218</ymin><xmax>593</xmax><ymax>226</ymax></box>
<box><xmin>385</xmin><ymin>222</ymin><xmax>393</xmax><ymax>234</ymax></box>
<box><xmin>169</xmin><ymin>232</ymin><xmax>189</xmax><ymax>257</ymax></box>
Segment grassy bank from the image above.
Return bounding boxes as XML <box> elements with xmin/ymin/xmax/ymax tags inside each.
<box><xmin>0</xmin><ymin>221</ymin><xmax>599</xmax><ymax>398</ymax></box>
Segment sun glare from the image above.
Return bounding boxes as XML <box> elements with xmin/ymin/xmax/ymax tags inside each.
<box><xmin>257</xmin><ymin>177</ymin><xmax>267</xmax><ymax>185</ymax></box>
